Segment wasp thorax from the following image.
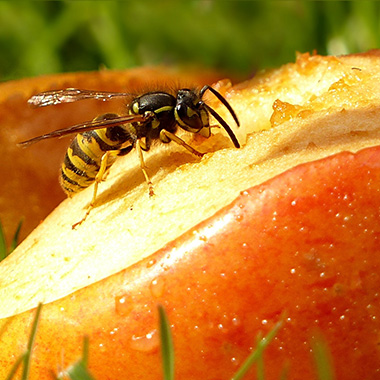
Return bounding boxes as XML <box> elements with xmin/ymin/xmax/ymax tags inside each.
<box><xmin>132</xmin><ymin>92</ymin><xmax>176</xmax><ymax>114</ymax></box>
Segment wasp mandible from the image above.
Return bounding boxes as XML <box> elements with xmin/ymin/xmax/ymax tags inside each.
<box><xmin>19</xmin><ymin>85</ymin><xmax>240</xmax><ymax>228</ymax></box>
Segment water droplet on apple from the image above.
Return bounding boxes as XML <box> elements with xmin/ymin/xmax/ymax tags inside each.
<box><xmin>130</xmin><ymin>329</ymin><xmax>159</xmax><ymax>352</ymax></box>
<box><xmin>231</xmin><ymin>356</ymin><xmax>240</xmax><ymax>366</ymax></box>
<box><xmin>146</xmin><ymin>258</ymin><xmax>156</xmax><ymax>268</ymax></box>
<box><xmin>231</xmin><ymin>316</ymin><xmax>241</xmax><ymax>326</ymax></box>
<box><xmin>98</xmin><ymin>343</ymin><xmax>107</xmax><ymax>353</ymax></box>
<box><xmin>109</xmin><ymin>327</ymin><xmax>119</xmax><ymax>336</ymax></box>
<box><xmin>115</xmin><ymin>295</ymin><xmax>133</xmax><ymax>316</ymax></box>
<box><xmin>150</xmin><ymin>277</ymin><xmax>166</xmax><ymax>298</ymax></box>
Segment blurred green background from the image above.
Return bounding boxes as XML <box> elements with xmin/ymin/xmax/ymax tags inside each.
<box><xmin>0</xmin><ymin>0</ymin><xmax>379</xmax><ymax>82</ymax></box>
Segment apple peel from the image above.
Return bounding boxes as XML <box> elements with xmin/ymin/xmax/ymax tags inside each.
<box><xmin>1</xmin><ymin>145</ymin><xmax>380</xmax><ymax>380</ymax></box>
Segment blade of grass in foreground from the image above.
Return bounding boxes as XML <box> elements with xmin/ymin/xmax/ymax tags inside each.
<box><xmin>57</xmin><ymin>337</ymin><xmax>94</xmax><ymax>380</ymax></box>
<box><xmin>0</xmin><ymin>218</ymin><xmax>24</xmax><ymax>261</ymax></box>
<box><xmin>255</xmin><ymin>332</ymin><xmax>265</xmax><ymax>380</ymax></box>
<box><xmin>5</xmin><ymin>353</ymin><xmax>27</xmax><ymax>380</ymax></box>
<box><xmin>312</xmin><ymin>334</ymin><xmax>335</xmax><ymax>380</ymax></box>
<box><xmin>158</xmin><ymin>304</ymin><xmax>175</xmax><ymax>380</ymax></box>
<box><xmin>65</xmin><ymin>361</ymin><xmax>95</xmax><ymax>380</ymax></box>
<box><xmin>9</xmin><ymin>218</ymin><xmax>24</xmax><ymax>254</ymax></box>
<box><xmin>6</xmin><ymin>303</ymin><xmax>43</xmax><ymax>380</ymax></box>
<box><xmin>231</xmin><ymin>320</ymin><xmax>283</xmax><ymax>380</ymax></box>
<box><xmin>81</xmin><ymin>336</ymin><xmax>90</xmax><ymax>367</ymax></box>
<box><xmin>0</xmin><ymin>221</ymin><xmax>7</xmax><ymax>261</ymax></box>
<box><xmin>21</xmin><ymin>303</ymin><xmax>43</xmax><ymax>380</ymax></box>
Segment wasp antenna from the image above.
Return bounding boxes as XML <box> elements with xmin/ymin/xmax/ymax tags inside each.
<box><xmin>204</xmin><ymin>104</ymin><xmax>240</xmax><ymax>148</ymax></box>
<box><xmin>200</xmin><ymin>85</ymin><xmax>240</xmax><ymax>127</ymax></box>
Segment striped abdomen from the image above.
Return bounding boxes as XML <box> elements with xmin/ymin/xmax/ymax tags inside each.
<box><xmin>60</xmin><ymin>118</ymin><xmax>132</xmax><ymax>196</ymax></box>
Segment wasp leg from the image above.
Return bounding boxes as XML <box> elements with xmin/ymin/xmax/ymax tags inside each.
<box><xmin>160</xmin><ymin>130</ymin><xmax>204</xmax><ymax>158</ymax></box>
<box><xmin>72</xmin><ymin>150</ymin><xmax>119</xmax><ymax>229</ymax></box>
<box><xmin>136</xmin><ymin>139</ymin><xmax>154</xmax><ymax>197</ymax></box>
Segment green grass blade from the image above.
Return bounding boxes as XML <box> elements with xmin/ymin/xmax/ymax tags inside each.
<box><xmin>5</xmin><ymin>353</ymin><xmax>27</xmax><ymax>380</ymax></box>
<box><xmin>55</xmin><ymin>336</ymin><xmax>93</xmax><ymax>380</ymax></box>
<box><xmin>255</xmin><ymin>332</ymin><xmax>264</xmax><ymax>380</ymax></box>
<box><xmin>312</xmin><ymin>334</ymin><xmax>335</xmax><ymax>380</ymax></box>
<box><xmin>0</xmin><ymin>221</ymin><xmax>7</xmax><ymax>261</ymax></box>
<box><xmin>66</xmin><ymin>361</ymin><xmax>95</xmax><ymax>380</ymax></box>
<box><xmin>81</xmin><ymin>336</ymin><xmax>90</xmax><ymax>367</ymax></box>
<box><xmin>158</xmin><ymin>305</ymin><xmax>175</xmax><ymax>380</ymax></box>
<box><xmin>21</xmin><ymin>303</ymin><xmax>43</xmax><ymax>380</ymax></box>
<box><xmin>9</xmin><ymin>218</ymin><xmax>23</xmax><ymax>254</ymax></box>
<box><xmin>279</xmin><ymin>362</ymin><xmax>290</xmax><ymax>380</ymax></box>
<box><xmin>231</xmin><ymin>320</ymin><xmax>283</xmax><ymax>380</ymax></box>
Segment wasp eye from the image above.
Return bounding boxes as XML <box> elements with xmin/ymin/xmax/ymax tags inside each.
<box><xmin>132</xmin><ymin>101</ymin><xmax>140</xmax><ymax>114</ymax></box>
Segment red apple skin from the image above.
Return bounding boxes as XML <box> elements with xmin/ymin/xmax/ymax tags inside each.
<box><xmin>1</xmin><ymin>145</ymin><xmax>380</xmax><ymax>380</ymax></box>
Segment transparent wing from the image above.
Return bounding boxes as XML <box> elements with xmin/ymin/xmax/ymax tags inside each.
<box><xmin>28</xmin><ymin>88</ymin><xmax>132</xmax><ymax>108</ymax></box>
<box><xmin>18</xmin><ymin>113</ymin><xmax>151</xmax><ymax>147</ymax></box>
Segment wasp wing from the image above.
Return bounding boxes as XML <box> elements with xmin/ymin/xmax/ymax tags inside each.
<box><xmin>18</xmin><ymin>114</ymin><xmax>150</xmax><ymax>147</ymax></box>
<box><xmin>28</xmin><ymin>88</ymin><xmax>132</xmax><ymax>108</ymax></box>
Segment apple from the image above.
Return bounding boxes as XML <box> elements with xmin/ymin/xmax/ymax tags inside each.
<box><xmin>1</xmin><ymin>51</ymin><xmax>380</xmax><ymax>379</ymax></box>
<box><xmin>0</xmin><ymin>66</ymin><xmax>226</xmax><ymax>244</ymax></box>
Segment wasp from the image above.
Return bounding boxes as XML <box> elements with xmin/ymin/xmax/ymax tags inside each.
<box><xmin>19</xmin><ymin>85</ymin><xmax>240</xmax><ymax>228</ymax></box>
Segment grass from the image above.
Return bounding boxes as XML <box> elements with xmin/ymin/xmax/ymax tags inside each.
<box><xmin>1</xmin><ymin>2</ymin><xmax>380</xmax><ymax>81</ymax></box>
<box><xmin>312</xmin><ymin>334</ymin><xmax>335</xmax><ymax>380</ymax></box>
<box><xmin>2</xmin><ymin>304</ymin><xmax>96</xmax><ymax>380</ymax></box>
<box><xmin>230</xmin><ymin>322</ymin><xmax>283</xmax><ymax>380</ymax></box>
<box><xmin>56</xmin><ymin>337</ymin><xmax>95</xmax><ymax>380</ymax></box>
<box><xmin>1</xmin><ymin>303</ymin><xmax>334</xmax><ymax>380</ymax></box>
<box><xmin>0</xmin><ymin>219</ymin><xmax>23</xmax><ymax>262</ymax></box>
<box><xmin>159</xmin><ymin>305</ymin><xmax>175</xmax><ymax>380</ymax></box>
<box><xmin>4</xmin><ymin>303</ymin><xmax>42</xmax><ymax>380</ymax></box>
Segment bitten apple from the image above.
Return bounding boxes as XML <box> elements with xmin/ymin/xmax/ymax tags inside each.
<box><xmin>1</xmin><ymin>51</ymin><xmax>380</xmax><ymax>380</ymax></box>
<box><xmin>0</xmin><ymin>66</ymin><xmax>227</xmax><ymax>244</ymax></box>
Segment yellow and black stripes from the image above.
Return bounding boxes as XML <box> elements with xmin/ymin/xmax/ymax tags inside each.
<box><xmin>59</xmin><ymin>113</ymin><xmax>136</xmax><ymax>196</ymax></box>
<box><xmin>60</xmin><ymin>128</ymin><xmax>126</xmax><ymax>195</ymax></box>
